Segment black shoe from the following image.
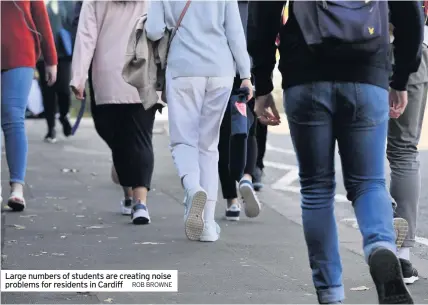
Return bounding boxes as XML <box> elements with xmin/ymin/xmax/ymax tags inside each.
<box><xmin>252</xmin><ymin>166</ymin><xmax>264</xmax><ymax>192</ymax></box>
<box><xmin>44</xmin><ymin>129</ymin><xmax>57</xmax><ymax>143</ymax></box>
<box><xmin>369</xmin><ymin>247</ymin><xmax>413</xmax><ymax>304</ymax></box>
<box><xmin>400</xmin><ymin>259</ymin><xmax>419</xmax><ymax>285</ymax></box>
<box><xmin>60</xmin><ymin>117</ymin><xmax>72</xmax><ymax>137</ymax></box>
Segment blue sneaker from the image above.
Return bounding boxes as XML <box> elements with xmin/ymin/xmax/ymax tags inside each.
<box><xmin>239</xmin><ymin>179</ymin><xmax>261</xmax><ymax>218</ymax></box>
<box><xmin>131</xmin><ymin>202</ymin><xmax>150</xmax><ymax>225</ymax></box>
<box><xmin>225</xmin><ymin>203</ymin><xmax>241</xmax><ymax>221</ymax></box>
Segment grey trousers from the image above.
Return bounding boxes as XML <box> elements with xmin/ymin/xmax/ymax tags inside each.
<box><xmin>387</xmin><ymin>44</ymin><xmax>428</xmax><ymax>248</ymax></box>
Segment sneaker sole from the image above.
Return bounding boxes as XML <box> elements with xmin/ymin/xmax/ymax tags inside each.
<box><xmin>394</xmin><ymin>218</ymin><xmax>408</xmax><ymax>250</ymax></box>
<box><xmin>133</xmin><ymin>217</ymin><xmax>150</xmax><ymax>225</ymax></box>
<box><xmin>7</xmin><ymin>198</ymin><xmax>26</xmax><ymax>212</ymax></box>
<box><xmin>240</xmin><ymin>184</ymin><xmax>260</xmax><ymax>218</ymax></box>
<box><xmin>369</xmin><ymin>248</ymin><xmax>413</xmax><ymax>304</ymax></box>
<box><xmin>185</xmin><ymin>191</ymin><xmax>207</xmax><ymax>241</ymax></box>
<box><xmin>225</xmin><ymin>216</ymin><xmax>240</xmax><ymax>221</ymax></box>
<box><xmin>404</xmin><ymin>276</ymin><xmax>419</xmax><ymax>285</ymax></box>
<box><xmin>132</xmin><ymin>209</ymin><xmax>150</xmax><ymax>225</ymax></box>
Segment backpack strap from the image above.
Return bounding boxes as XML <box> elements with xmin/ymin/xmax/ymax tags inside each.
<box><xmin>176</xmin><ymin>0</ymin><xmax>191</xmax><ymax>29</ymax></box>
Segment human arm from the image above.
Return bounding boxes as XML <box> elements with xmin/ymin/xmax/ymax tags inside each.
<box><xmin>146</xmin><ymin>0</ymin><xmax>166</xmax><ymax>41</ymax></box>
<box><xmin>70</xmin><ymin>1</ymin><xmax>98</xmax><ymax>100</ymax></box>
<box><xmin>247</xmin><ymin>0</ymin><xmax>283</xmax><ymax>96</ymax></box>
<box><xmin>389</xmin><ymin>1</ymin><xmax>424</xmax><ymax>91</ymax></box>
<box><xmin>224</xmin><ymin>0</ymin><xmax>251</xmax><ymax>80</ymax></box>
<box><xmin>30</xmin><ymin>0</ymin><xmax>57</xmax><ymax>66</ymax></box>
<box><xmin>30</xmin><ymin>0</ymin><xmax>57</xmax><ymax>85</ymax></box>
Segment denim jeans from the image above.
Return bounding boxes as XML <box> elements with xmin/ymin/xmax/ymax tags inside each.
<box><xmin>1</xmin><ymin>67</ymin><xmax>34</xmax><ymax>184</ymax></box>
<box><xmin>284</xmin><ymin>82</ymin><xmax>396</xmax><ymax>304</ymax></box>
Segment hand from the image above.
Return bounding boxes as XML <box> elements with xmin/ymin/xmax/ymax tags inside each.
<box><xmin>240</xmin><ymin>79</ymin><xmax>253</xmax><ymax>100</ymax></box>
<box><xmin>389</xmin><ymin>89</ymin><xmax>408</xmax><ymax>119</ymax></box>
<box><xmin>71</xmin><ymin>85</ymin><xmax>84</xmax><ymax>100</ymax></box>
<box><xmin>255</xmin><ymin>93</ymin><xmax>281</xmax><ymax>126</ymax></box>
<box><xmin>45</xmin><ymin>65</ymin><xmax>57</xmax><ymax>86</ymax></box>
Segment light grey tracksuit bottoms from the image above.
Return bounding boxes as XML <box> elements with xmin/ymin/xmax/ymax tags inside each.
<box><xmin>388</xmin><ymin>45</ymin><xmax>428</xmax><ymax>248</ymax></box>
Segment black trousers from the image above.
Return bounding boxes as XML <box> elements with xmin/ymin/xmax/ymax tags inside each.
<box><xmin>256</xmin><ymin>121</ymin><xmax>268</xmax><ymax>169</ymax></box>
<box><xmin>94</xmin><ymin>104</ymin><xmax>156</xmax><ymax>189</ymax></box>
<box><xmin>87</xmin><ymin>63</ymin><xmax>102</xmax><ymax>137</ymax></box>
<box><xmin>37</xmin><ymin>58</ymin><xmax>72</xmax><ymax>131</ymax></box>
<box><xmin>218</xmin><ymin>95</ymin><xmax>258</xmax><ymax>200</ymax></box>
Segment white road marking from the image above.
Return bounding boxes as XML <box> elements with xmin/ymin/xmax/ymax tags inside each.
<box><xmin>264</xmin><ymin>160</ymin><xmax>348</xmax><ymax>203</ymax></box>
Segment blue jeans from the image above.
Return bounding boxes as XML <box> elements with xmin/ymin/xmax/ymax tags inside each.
<box><xmin>284</xmin><ymin>82</ymin><xmax>396</xmax><ymax>304</ymax></box>
<box><xmin>1</xmin><ymin>67</ymin><xmax>34</xmax><ymax>184</ymax></box>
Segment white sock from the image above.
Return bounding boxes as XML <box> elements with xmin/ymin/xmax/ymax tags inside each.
<box><xmin>182</xmin><ymin>174</ymin><xmax>199</xmax><ymax>191</ymax></box>
<box><xmin>398</xmin><ymin>247</ymin><xmax>410</xmax><ymax>261</ymax></box>
<box><xmin>203</xmin><ymin>200</ymin><xmax>216</xmax><ymax>222</ymax></box>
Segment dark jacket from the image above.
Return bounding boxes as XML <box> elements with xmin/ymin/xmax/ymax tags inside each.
<box><xmin>45</xmin><ymin>0</ymin><xmax>75</xmax><ymax>59</ymax></box>
<box><xmin>71</xmin><ymin>1</ymin><xmax>83</xmax><ymax>47</ymax></box>
<box><xmin>248</xmin><ymin>1</ymin><xmax>424</xmax><ymax>94</ymax></box>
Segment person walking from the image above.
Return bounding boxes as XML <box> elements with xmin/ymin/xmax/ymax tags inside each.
<box><xmin>146</xmin><ymin>0</ymin><xmax>252</xmax><ymax>242</ymax></box>
<box><xmin>71</xmin><ymin>0</ymin><xmax>154</xmax><ymax>225</ymax></box>
<box><xmin>389</xmin><ymin>3</ymin><xmax>428</xmax><ymax>285</ymax></box>
<box><xmin>218</xmin><ymin>0</ymin><xmax>262</xmax><ymax>221</ymax></box>
<box><xmin>1</xmin><ymin>0</ymin><xmax>58</xmax><ymax>211</ymax></box>
<box><xmin>71</xmin><ymin>0</ymin><xmax>98</xmax><ymax>136</ymax></box>
<box><xmin>71</xmin><ymin>0</ymin><xmax>116</xmax><ymax>182</ymax></box>
<box><xmin>252</xmin><ymin>4</ymin><xmax>287</xmax><ymax>192</ymax></box>
<box><xmin>248</xmin><ymin>1</ymin><xmax>423</xmax><ymax>304</ymax></box>
<box><xmin>37</xmin><ymin>0</ymin><xmax>75</xmax><ymax>143</ymax></box>
<box><xmin>219</xmin><ymin>84</ymin><xmax>262</xmax><ymax>221</ymax></box>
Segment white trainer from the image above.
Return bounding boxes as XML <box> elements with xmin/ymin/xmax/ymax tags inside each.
<box><xmin>184</xmin><ymin>188</ymin><xmax>207</xmax><ymax>241</ymax></box>
<box><xmin>200</xmin><ymin>222</ymin><xmax>221</xmax><ymax>242</ymax></box>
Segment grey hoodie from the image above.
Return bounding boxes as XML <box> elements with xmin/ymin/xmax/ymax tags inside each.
<box><xmin>145</xmin><ymin>0</ymin><xmax>251</xmax><ymax>80</ymax></box>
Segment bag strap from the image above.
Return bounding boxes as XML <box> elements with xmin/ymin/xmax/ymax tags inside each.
<box><xmin>165</xmin><ymin>0</ymin><xmax>191</xmax><ymax>63</ymax></box>
<box><xmin>176</xmin><ymin>0</ymin><xmax>191</xmax><ymax>29</ymax></box>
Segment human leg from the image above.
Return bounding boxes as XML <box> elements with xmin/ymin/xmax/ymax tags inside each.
<box><xmin>93</xmin><ymin>105</ymin><xmax>135</xmax><ymax>216</ymax></box>
<box><xmin>1</xmin><ymin>68</ymin><xmax>34</xmax><ymax>211</ymax></box>
<box><xmin>253</xmin><ymin>108</ymin><xmax>268</xmax><ymax>191</ymax></box>
<box><xmin>167</xmin><ymin>73</ymin><xmax>207</xmax><ymax>240</ymax></box>
<box><xmin>387</xmin><ymin>46</ymin><xmax>428</xmax><ymax>284</ymax></box>
<box><xmin>56</xmin><ymin>59</ymin><xmax>72</xmax><ymax>137</ymax></box>
<box><xmin>284</xmin><ymin>82</ymin><xmax>342</xmax><ymax>304</ymax></box>
<box><xmin>336</xmin><ymin>83</ymin><xmax>411</xmax><ymax>304</ymax></box>
<box><xmin>36</xmin><ymin>62</ymin><xmax>57</xmax><ymax>142</ymax></box>
<box><xmin>111</xmin><ymin>104</ymin><xmax>156</xmax><ymax>224</ymax></box>
<box><xmin>218</xmin><ymin>103</ymin><xmax>241</xmax><ymax>221</ymax></box>
<box><xmin>238</xmin><ymin>98</ymin><xmax>261</xmax><ymax>218</ymax></box>
<box><xmin>198</xmin><ymin>76</ymin><xmax>233</xmax><ymax>241</ymax></box>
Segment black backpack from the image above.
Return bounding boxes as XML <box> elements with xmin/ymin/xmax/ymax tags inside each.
<box><xmin>293</xmin><ymin>0</ymin><xmax>384</xmax><ymax>58</ymax></box>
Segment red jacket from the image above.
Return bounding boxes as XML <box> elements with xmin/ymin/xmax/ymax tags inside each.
<box><xmin>1</xmin><ymin>0</ymin><xmax>57</xmax><ymax>70</ymax></box>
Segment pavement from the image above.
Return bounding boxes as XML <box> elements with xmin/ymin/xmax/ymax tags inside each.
<box><xmin>1</xmin><ymin>116</ymin><xmax>428</xmax><ymax>304</ymax></box>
